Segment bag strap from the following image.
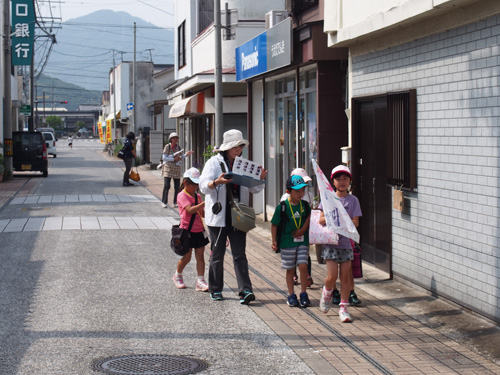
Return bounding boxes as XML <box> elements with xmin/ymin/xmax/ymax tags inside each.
<box><xmin>220</xmin><ymin>161</ymin><xmax>235</xmax><ymax>202</ymax></box>
<box><xmin>186</xmin><ymin>193</ymin><xmax>198</xmax><ymax>233</ymax></box>
<box><xmin>277</xmin><ymin>200</ymin><xmax>287</xmax><ymax>247</ymax></box>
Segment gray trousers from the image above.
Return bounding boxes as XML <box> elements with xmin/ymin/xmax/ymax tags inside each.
<box><xmin>207</xmin><ymin>226</ymin><xmax>252</xmax><ymax>294</ymax></box>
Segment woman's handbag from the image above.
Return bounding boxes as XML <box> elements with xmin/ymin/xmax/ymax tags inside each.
<box><xmin>170</xmin><ymin>195</ymin><xmax>198</xmax><ymax>256</ymax></box>
<box><xmin>129</xmin><ymin>168</ymin><xmax>140</xmax><ymax>182</ymax></box>
<box><xmin>351</xmin><ymin>240</ymin><xmax>363</xmax><ymax>278</ymax></box>
<box><xmin>117</xmin><ymin>150</ymin><xmax>125</xmax><ymax>159</ymax></box>
<box><xmin>308</xmin><ymin>210</ymin><xmax>339</xmax><ymax>245</ymax></box>
<box><xmin>230</xmin><ymin>200</ymin><xmax>256</xmax><ymax>232</ymax></box>
<box><xmin>221</xmin><ymin>161</ymin><xmax>256</xmax><ymax>232</ymax></box>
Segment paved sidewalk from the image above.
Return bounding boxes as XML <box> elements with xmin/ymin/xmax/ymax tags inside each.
<box><xmin>3</xmin><ymin>153</ymin><xmax>500</xmax><ymax>374</ymax></box>
<box><xmin>121</xmin><ymin>155</ymin><xmax>500</xmax><ymax>375</ymax></box>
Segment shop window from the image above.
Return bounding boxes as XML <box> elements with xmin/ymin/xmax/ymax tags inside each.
<box><xmin>178</xmin><ymin>21</ymin><xmax>186</xmax><ymax>68</ymax></box>
<box><xmin>387</xmin><ymin>89</ymin><xmax>417</xmax><ymax>190</ymax></box>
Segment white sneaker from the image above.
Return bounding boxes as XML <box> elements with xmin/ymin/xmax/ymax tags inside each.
<box><xmin>173</xmin><ymin>274</ymin><xmax>186</xmax><ymax>289</ymax></box>
<box><xmin>339</xmin><ymin>305</ymin><xmax>353</xmax><ymax>323</ymax></box>
<box><xmin>195</xmin><ymin>279</ymin><xmax>209</xmax><ymax>292</ymax></box>
<box><xmin>319</xmin><ymin>287</ymin><xmax>332</xmax><ymax>313</ymax></box>
<box><xmin>161</xmin><ymin>203</ymin><xmax>168</xmax><ymax>208</ymax></box>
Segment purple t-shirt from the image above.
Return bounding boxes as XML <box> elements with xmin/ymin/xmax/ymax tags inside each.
<box><xmin>319</xmin><ymin>194</ymin><xmax>362</xmax><ymax>249</ymax></box>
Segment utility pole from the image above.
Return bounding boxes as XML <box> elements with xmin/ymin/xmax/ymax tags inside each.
<box><xmin>133</xmin><ymin>22</ymin><xmax>137</xmax><ymax>134</ymax></box>
<box><xmin>112</xmin><ymin>50</ymin><xmax>117</xmax><ymax>142</ymax></box>
<box><xmin>29</xmin><ymin>44</ymin><xmax>35</xmax><ymax>131</ymax></box>
<box><xmin>3</xmin><ymin>0</ymin><xmax>13</xmax><ymax>177</ymax></box>
<box><xmin>214</xmin><ymin>0</ymin><xmax>223</xmax><ymax>146</ymax></box>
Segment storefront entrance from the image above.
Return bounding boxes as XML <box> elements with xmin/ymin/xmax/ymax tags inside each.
<box><xmin>265</xmin><ymin>69</ymin><xmax>318</xmax><ymax>208</ymax></box>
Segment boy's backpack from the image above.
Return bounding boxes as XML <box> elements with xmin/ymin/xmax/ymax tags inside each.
<box><xmin>276</xmin><ymin>199</ymin><xmax>310</xmax><ymax>252</ymax></box>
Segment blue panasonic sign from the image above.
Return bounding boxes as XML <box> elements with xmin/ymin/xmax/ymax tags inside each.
<box><xmin>236</xmin><ymin>17</ymin><xmax>292</xmax><ymax>81</ymax></box>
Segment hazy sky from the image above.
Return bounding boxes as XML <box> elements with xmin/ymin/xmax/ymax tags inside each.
<box><xmin>53</xmin><ymin>0</ymin><xmax>175</xmax><ymax>28</ymax></box>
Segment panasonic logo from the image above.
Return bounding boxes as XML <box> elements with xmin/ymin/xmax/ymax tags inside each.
<box><xmin>241</xmin><ymin>47</ymin><xmax>259</xmax><ymax>71</ymax></box>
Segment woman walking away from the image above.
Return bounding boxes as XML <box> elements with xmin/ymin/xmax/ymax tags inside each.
<box><xmin>161</xmin><ymin>132</ymin><xmax>193</xmax><ymax>208</ymax></box>
<box><xmin>199</xmin><ymin>129</ymin><xmax>267</xmax><ymax>304</ymax></box>
<box><xmin>122</xmin><ymin>132</ymin><xmax>137</xmax><ymax>186</ymax></box>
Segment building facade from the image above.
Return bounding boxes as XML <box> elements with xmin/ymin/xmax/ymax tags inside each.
<box><xmin>168</xmin><ymin>0</ymin><xmax>284</xmax><ymax>195</ymax></box>
<box><xmin>238</xmin><ymin>0</ymin><xmax>349</xmax><ymax>216</ymax></box>
<box><xmin>324</xmin><ymin>0</ymin><xmax>500</xmax><ymax>322</ymax></box>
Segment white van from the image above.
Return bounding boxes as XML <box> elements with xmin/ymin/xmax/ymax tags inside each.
<box><xmin>42</xmin><ymin>131</ymin><xmax>57</xmax><ymax>157</ymax></box>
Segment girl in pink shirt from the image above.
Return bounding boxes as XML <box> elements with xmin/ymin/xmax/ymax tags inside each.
<box><xmin>172</xmin><ymin>168</ymin><xmax>210</xmax><ymax>291</ymax></box>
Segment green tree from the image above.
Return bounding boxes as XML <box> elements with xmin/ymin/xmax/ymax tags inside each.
<box><xmin>45</xmin><ymin>115</ymin><xmax>63</xmax><ymax>130</ymax></box>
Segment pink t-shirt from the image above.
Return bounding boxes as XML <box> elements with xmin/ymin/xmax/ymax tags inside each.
<box><xmin>177</xmin><ymin>190</ymin><xmax>205</xmax><ymax>233</ymax></box>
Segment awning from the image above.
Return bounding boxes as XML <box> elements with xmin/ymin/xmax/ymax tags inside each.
<box><xmin>105</xmin><ymin>111</ymin><xmax>121</xmax><ymax>121</ymax></box>
<box><xmin>169</xmin><ymin>92</ymin><xmax>205</xmax><ymax>118</ymax></box>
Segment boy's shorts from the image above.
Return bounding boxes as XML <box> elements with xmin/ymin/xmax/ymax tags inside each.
<box><xmin>280</xmin><ymin>245</ymin><xmax>309</xmax><ymax>270</ymax></box>
<box><xmin>322</xmin><ymin>247</ymin><xmax>353</xmax><ymax>262</ymax></box>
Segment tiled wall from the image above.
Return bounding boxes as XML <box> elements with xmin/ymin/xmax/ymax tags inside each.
<box><xmin>352</xmin><ymin>15</ymin><xmax>500</xmax><ymax>320</ymax></box>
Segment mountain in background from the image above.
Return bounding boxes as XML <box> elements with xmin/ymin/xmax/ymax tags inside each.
<box><xmin>40</xmin><ymin>9</ymin><xmax>174</xmax><ymax>93</ymax></box>
<box><xmin>35</xmin><ymin>74</ymin><xmax>102</xmax><ymax>112</ymax></box>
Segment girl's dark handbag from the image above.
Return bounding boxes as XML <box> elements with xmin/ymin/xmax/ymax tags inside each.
<box><xmin>169</xmin><ymin>194</ymin><xmax>198</xmax><ymax>256</ymax></box>
<box><xmin>170</xmin><ymin>225</ymin><xmax>191</xmax><ymax>256</ymax></box>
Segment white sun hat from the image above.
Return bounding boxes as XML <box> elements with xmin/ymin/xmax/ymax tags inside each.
<box><xmin>219</xmin><ymin>129</ymin><xmax>249</xmax><ymax>151</ymax></box>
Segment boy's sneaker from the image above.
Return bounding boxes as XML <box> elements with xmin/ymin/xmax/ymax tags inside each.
<box><xmin>195</xmin><ymin>279</ymin><xmax>209</xmax><ymax>292</ymax></box>
<box><xmin>332</xmin><ymin>289</ymin><xmax>341</xmax><ymax>305</ymax></box>
<box><xmin>299</xmin><ymin>292</ymin><xmax>311</xmax><ymax>308</ymax></box>
<box><xmin>339</xmin><ymin>304</ymin><xmax>353</xmax><ymax>323</ymax></box>
<box><xmin>239</xmin><ymin>290</ymin><xmax>256</xmax><ymax>305</ymax></box>
<box><xmin>349</xmin><ymin>291</ymin><xmax>361</xmax><ymax>305</ymax></box>
<box><xmin>210</xmin><ymin>292</ymin><xmax>224</xmax><ymax>301</ymax></box>
<box><xmin>319</xmin><ymin>287</ymin><xmax>332</xmax><ymax>313</ymax></box>
<box><xmin>287</xmin><ymin>293</ymin><xmax>300</xmax><ymax>307</ymax></box>
<box><xmin>172</xmin><ymin>274</ymin><xmax>186</xmax><ymax>289</ymax></box>
<box><xmin>161</xmin><ymin>203</ymin><xmax>168</xmax><ymax>208</ymax></box>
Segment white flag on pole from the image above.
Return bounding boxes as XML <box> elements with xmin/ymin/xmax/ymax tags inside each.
<box><xmin>311</xmin><ymin>159</ymin><xmax>360</xmax><ymax>243</ymax></box>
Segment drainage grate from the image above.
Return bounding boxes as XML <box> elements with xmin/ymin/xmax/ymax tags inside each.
<box><xmin>91</xmin><ymin>354</ymin><xmax>209</xmax><ymax>375</ymax></box>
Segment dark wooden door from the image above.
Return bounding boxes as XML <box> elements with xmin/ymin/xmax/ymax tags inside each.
<box><xmin>354</xmin><ymin>97</ymin><xmax>393</xmax><ymax>276</ymax></box>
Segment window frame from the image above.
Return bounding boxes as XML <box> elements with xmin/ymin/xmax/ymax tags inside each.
<box><xmin>178</xmin><ymin>21</ymin><xmax>186</xmax><ymax>69</ymax></box>
<box><xmin>386</xmin><ymin>89</ymin><xmax>417</xmax><ymax>190</ymax></box>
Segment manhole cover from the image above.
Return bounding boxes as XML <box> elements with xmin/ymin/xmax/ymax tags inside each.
<box><xmin>91</xmin><ymin>354</ymin><xmax>208</xmax><ymax>375</ymax></box>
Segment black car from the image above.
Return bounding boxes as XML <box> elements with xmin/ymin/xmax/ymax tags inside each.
<box><xmin>13</xmin><ymin>131</ymin><xmax>48</xmax><ymax>177</ymax></box>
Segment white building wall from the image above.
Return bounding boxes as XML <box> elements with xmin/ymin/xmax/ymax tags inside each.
<box><xmin>251</xmin><ymin>80</ymin><xmax>265</xmax><ymax>213</ymax></box>
<box><xmin>325</xmin><ymin>0</ymin><xmax>478</xmax><ymax>47</ymax></box>
<box><xmin>174</xmin><ymin>0</ymin><xmax>195</xmax><ymax>81</ymax></box>
<box><xmin>351</xmin><ymin>14</ymin><xmax>500</xmax><ymax>320</ymax></box>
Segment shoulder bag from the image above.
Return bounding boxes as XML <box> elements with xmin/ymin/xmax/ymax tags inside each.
<box><xmin>170</xmin><ymin>194</ymin><xmax>198</xmax><ymax>256</ymax></box>
<box><xmin>221</xmin><ymin>162</ymin><xmax>256</xmax><ymax>232</ymax></box>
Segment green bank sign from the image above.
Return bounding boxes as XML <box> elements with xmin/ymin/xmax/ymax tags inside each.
<box><xmin>11</xmin><ymin>0</ymin><xmax>35</xmax><ymax>66</ymax></box>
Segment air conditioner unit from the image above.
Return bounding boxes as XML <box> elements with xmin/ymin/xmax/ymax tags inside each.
<box><xmin>265</xmin><ymin>10</ymin><xmax>288</xmax><ymax>30</ymax></box>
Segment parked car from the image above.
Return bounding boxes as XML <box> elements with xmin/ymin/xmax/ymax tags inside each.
<box><xmin>13</xmin><ymin>131</ymin><xmax>48</xmax><ymax>177</ymax></box>
<box><xmin>42</xmin><ymin>131</ymin><xmax>57</xmax><ymax>157</ymax></box>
